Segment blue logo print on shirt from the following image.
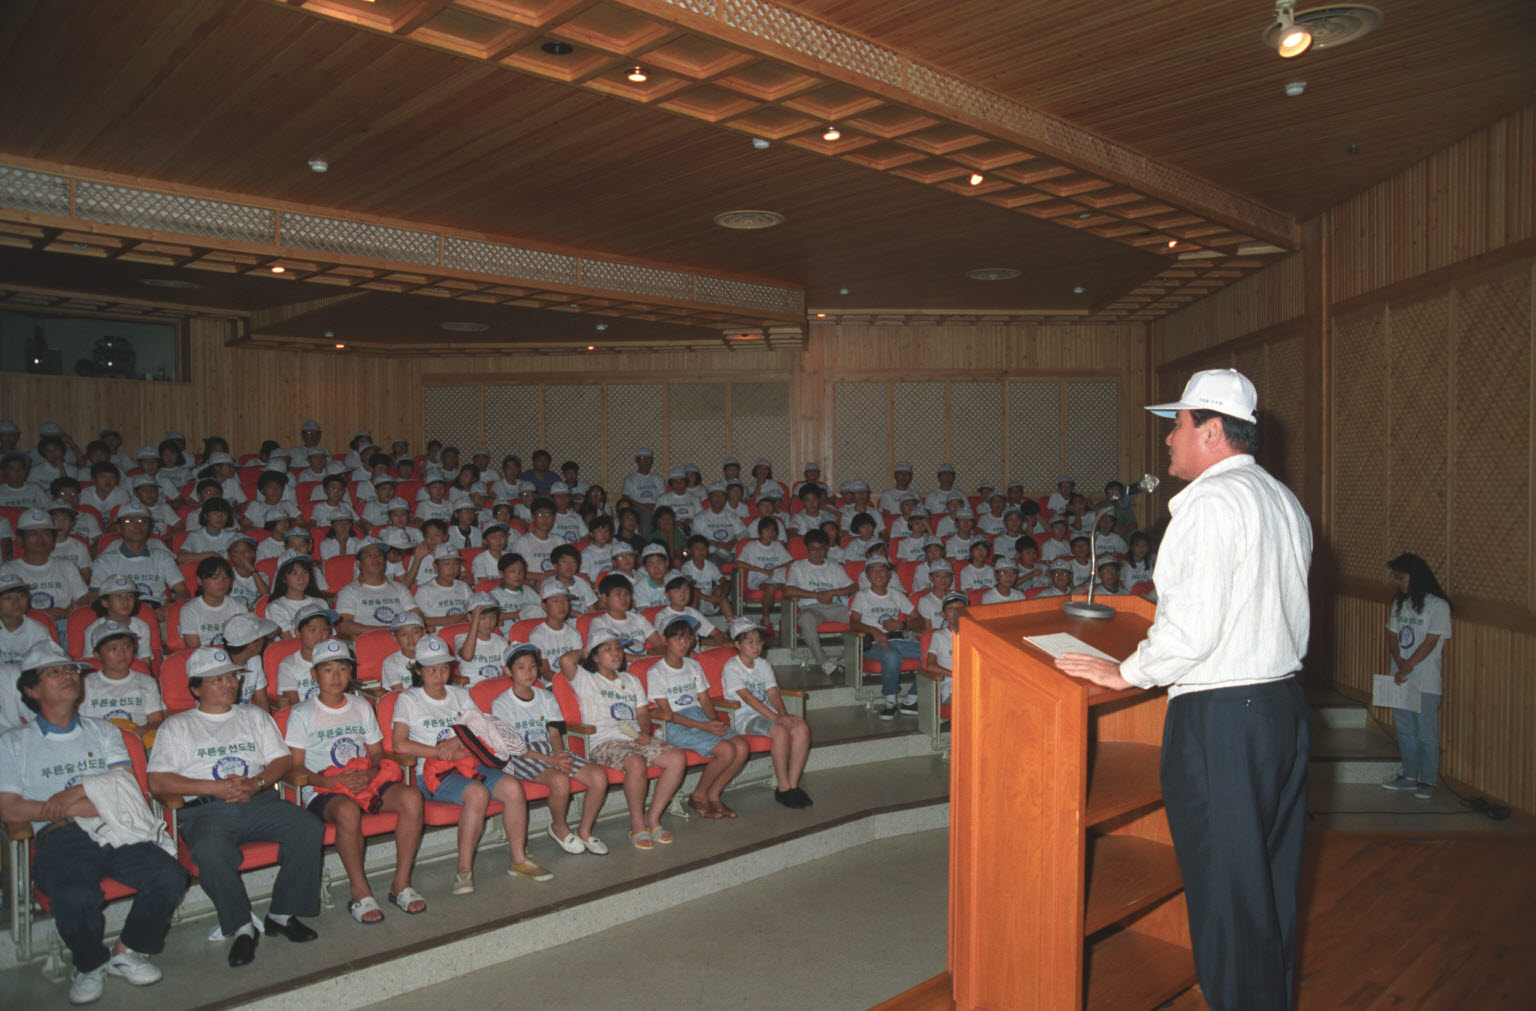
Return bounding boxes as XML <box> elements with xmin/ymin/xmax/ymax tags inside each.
<box><xmin>373</xmin><ymin>605</ymin><xmax>399</xmax><ymax>625</ymax></box>
<box><xmin>609</xmin><ymin>701</ymin><xmax>636</xmax><ymax>722</ymax></box>
<box><xmin>213</xmin><ymin>755</ymin><xmax>250</xmax><ymax>779</ymax></box>
<box><xmin>1398</xmin><ymin>626</ymin><xmax>1416</xmax><ymax>651</ymax></box>
<box><xmin>329</xmin><ymin>736</ymin><xmax>365</xmax><ymax>765</ymax></box>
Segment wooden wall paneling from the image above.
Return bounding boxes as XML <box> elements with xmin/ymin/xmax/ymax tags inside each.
<box><xmin>1152</xmin><ymin>253</ymin><xmax>1305</xmax><ymax>366</ymax></box>
<box><xmin>667</xmin><ymin>381</ymin><xmax>730</xmax><ymax>476</ymax></box>
<box><xmin>483</xmin><ymin>385</ymin><xmax>543</xmax><ymax>465</ymax></box>
<box><xmin>1450</xmin><ymin>264</ymin><xmax>1532</xmax><ymax>606</ymax></box>
<box><xmin>1387</xmin><ymin>293</ymin><xmax>1452</xmax><ymax>576</ymax></box>
<box><xmin>833</xmin><ymin>381</ymin><xmax>891</xmax><ymax>490</ymax></box>
<box><xmin>1007</xmin><ymin>380</ymin><xmax>1061</xmax><ymax>495</ymax></box>
<box><xmin>1263</xmin><ymin>331</ymin><xmax>1307</xmax><ymax>495</ymax></box>
<box><xmin>892</xmin><ymin>381</ymin><xmax>947</xmax><ymax>483</ymax></box>
<box><xmin>601</xmin><ymin>383</ymin><xmax>666</xmax><ymax>490</ymax></box>
<box><xmin>948</xmin><ymin>381</ymin><xmax>1006</xmax><ymax>486</ymax></box>
<box><xmin>731</xmin><ymin>381</ymin><xmax>791</xmax><ymax>475</ymax></box>
<box><xmin>1330</xmin><ymin>306</ymin><xmax>1391</xmax><ymax>583</ymax></box>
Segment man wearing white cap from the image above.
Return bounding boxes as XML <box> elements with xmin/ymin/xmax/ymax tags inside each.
<box><xmin>878</xmin><ymin>463</ymin><xmax>916</xmax><ymax>517</ymax></box>
<box><xmin>90</xmin><ymin>505</ymin><xmax>187</xmax><ymax>610</ymax></box>
<box><xmin>654</xmin><ymin>468</ymin><xmax>697</xmax><ymax>529</ymax></box>
<box><xmin>1055</xmin><ymin>369</ymin><xmax>1312</xmax><ymax>1011</ymax></box>
<box><xmin>288</xmin><ymin>420</ymin><xmax>329</xmax><ymax>468</ymax></box>
<box><xmin>621</xmin><ymin>448</ymin><xmax>664</xmax><ymax>535</ymax></box>
<box><xmin>148</xmin><ymin>646</ymin><xmax>324</xmax><ymax>967</ymax></box>
<box><xmin>0</xmin><ymin>640</ymin><xmax>187</xmax><ymax>1003</ymax></box>
<box><xmin>3</xmin><ymin>508</ymin><xmax>90</xmax><ymax>626</ymax></box>
<box><xmin>923</xmin><ymin>464</ymin><xmax>960</xmax><ymax>516</ymax></box>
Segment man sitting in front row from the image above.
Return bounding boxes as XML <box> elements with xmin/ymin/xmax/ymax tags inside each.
<box><xmin>0</xmin><ymin>640</ymin><xmax>187</xmax><ymax>1005</ymax></box>
<box><xmin>146</xmin><ymin>647</ymin><xmax>324</xmax><ymax>968</ymax></box>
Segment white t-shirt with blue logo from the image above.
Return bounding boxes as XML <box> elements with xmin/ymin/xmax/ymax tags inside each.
<box><xmin>0</xmin><ymin>716</ymin><xmax>129</xmax><ymax>830</ymax></box>
<box><xmin>283</xmin><ymin>694</ymin><xmax>383</xmax><ymax>803</ymax></box>
<box><xmin>147</xmin><ymin>704</ymin><xmax>287</xmax><ymax>800</ymax></box>
<box><xmin>82</xmin><ymin>670</ymin><xmax>164</xmax><ymax>726</ymax></box>
<box><xmin>391</xmin><ymin>685</ymin><xmax>474</xmax><ymax>771</ymax></box>
<box><xmin>1</xmin><ymin>557</ymin><xmax>87</xmax><ymax>611</ymax></box>
<box><xmin>572</xmin><ymin>668</ymin><xmax>646</xmax><ymax>747</ymax></box>
<box><xmin>335</xmin><ymin>579</ymin><xmax>418</xmax><ymax>629</ymax></box>
<box><xmin>645</xmin><ymin>657</ymin><xmax>710</xmax><ymax>713</ymax></box>
<box><xmin>588</xmin><ymin>611</ymin><xmax>656</xmax><ymax>656</ymax></box>
<box><xmin>490</xmin><ymin>685</ymin><xmax>564</xmax><ymax>750</ymax></box>
<box><xmin>453</xmin><ymin>630</ymin><xmax>510</xmax><ymax>684</ymax></box>
<box><xmin>1385</xmin><ymin>595</ymin><xmax>1453</xmax><ymax>695</ymax></box>
<box><xmin>720</xmin><ymin>655</ymin><xmax>779</xmax><ymax>734</ymax></box>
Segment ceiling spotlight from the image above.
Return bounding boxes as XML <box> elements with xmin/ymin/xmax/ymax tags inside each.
<box><xmin>324</xmin><ymin>330</ymin><xmax>334</xmax><ymax>338</ymax></box>
<box><xmin>541</xmin><ymin>41</ymin><xmax>574</xmax><ymax>56</ymax></box>
<box><xmin>586</xmin><ymin>345</ymin><xmax>595</xmax><ymax>351</ymax></box>
<box><xmin>308</xmin><ymin>157</ymin><xmax>328</xmax><ymax>173</ymax></box>
<box><xmin>1073</xmin><ymin>285</ymin><xmax>1086</xmax><ymax>295</ymax></box>
<box><xmin>752</xmin><ymin>137</ymin><xmax>771</xmax><ymax>150</ymax></box>
<box><xmin>594</xmin><ymin>323</ymin><xmax>608</xmax><ymax>331</ymax></box>
<box><xmin>1284</xmin><ymin>80</ymin><xmax>1307</xmax><ymax>96</ymax></box>
<box><xmin>269</xmin><ymin>265</ymin><xmax>285</xmax><ymax>274</ymax></box>
<box><xmin>334</xmin><ymin>343</ymin><xmax>345</xmax><ymax>349</ymax></box>
<box><xmin>838</xmin><ymin>287</ymin><xmax>849</xmax><ymax>295</ymax></box>
<box><xmin>1077</xmin><ymin>210</ymin><xmax>1093</xmax><ymax>219</ymax></box>
<box><xmin>815</xmin><ymin>312</ymin><xmax>826</xmax><ymax>318</ymax></box>
<box><xmin>969</xmin><ymin>173</ymin><xmax>984</xmax><ymax>186</ymax></box>
<box><xmin>1167</xmin><ymin>239</ymin><xmax>1178</xmax><ymax>248</ymax></box>
<box><xmin>822</xmin><ymin>125</ymin><xmax>840</xmax><ymax>141</ymax></box>
<box><xmin>1270</xmin><ymin>1</ymin><xmax>1312</xmax><ymax>58</ymax></box>
<box><xmin>627</xmin><ymin>66</ymin><xmax>647</xmax><ymax>83</ymax></box>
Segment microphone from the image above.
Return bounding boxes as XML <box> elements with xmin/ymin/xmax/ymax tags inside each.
<box><xmin>1063</xmin><ymin>474</ymin><xmax>1158</xmax><ymax>620</ymax></box>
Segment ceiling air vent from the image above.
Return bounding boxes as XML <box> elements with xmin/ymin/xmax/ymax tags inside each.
<box><xmin>1263</xmin><ymin>5</ymin><xmax>1382</xmax><ymax>51</ymax></box>
<box><xmin>713</xmin><ymin>210</ymin><xmax>785</xmax><ymax>230</ymax></box>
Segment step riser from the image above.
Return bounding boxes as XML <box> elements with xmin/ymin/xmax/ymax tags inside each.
<box><xmin>1312</xmin><ymin>707</ymin><xmax>1368</xmax><ymax>730</ymax></box>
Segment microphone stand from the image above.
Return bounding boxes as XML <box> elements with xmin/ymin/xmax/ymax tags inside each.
<box><xmin>1062</xmin><ymin>473</ymin><xmax>1158</xmax><ymax>620</ymax></box>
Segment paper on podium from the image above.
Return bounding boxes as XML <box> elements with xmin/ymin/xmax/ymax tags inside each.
<box><xmin>1023</xmin><ymin>633</ymin><xmax>1119</xmax><ymax>663</ymax></box>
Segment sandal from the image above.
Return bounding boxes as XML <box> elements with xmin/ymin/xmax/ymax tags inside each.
<box><xmin>649</xmin><ymin>824</ymin><xmax>674</xmax><ymax>845</ymax></box>
<box><xmin>715</xmin><ymin>800</ymin><xmax>738</xmax><ymax>819</ymax></box>
<box><xmin>452</xmin><ymin>870</ymin><xmax>475</xmax><ymax>895</ymax></box>
<box><xmin>387</xmin><ymin>887</ymin><xmax>427</xmax><ymax>914</ymax></box>
<box><xmin>685</xmin><ymin>795</ymin><xmax>714</xmax><ymax>819</ymax></box>
<box><xmin>349</xmin><ymin>896</ymin><xmax>384</xmax><ymax>925</ymax></box>
<box><xmin>629</xmin><ymin>829</ymin><xmax>654</xmax><ymax>850</ymax></box>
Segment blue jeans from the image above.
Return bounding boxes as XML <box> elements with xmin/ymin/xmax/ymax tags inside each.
<box><xmin>33</xmin><ymin>822</ymin><xmax>188</xmax><ymax>972</ymax></box>
<box><xmin>866</xmin><ymin>637</ymin><xmax>922</xmax><ymax>698</ymax></box>
<box><xmin>1393</xmin><ymin>692</ymin><xmax>1441</xmax><ymax>785</ymax></box>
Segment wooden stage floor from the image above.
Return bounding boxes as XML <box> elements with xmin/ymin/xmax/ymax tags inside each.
<box><xmin>879</xmin><ymin>828</ymin><xmax>1536</xmax><ymax>1010</ymax></box>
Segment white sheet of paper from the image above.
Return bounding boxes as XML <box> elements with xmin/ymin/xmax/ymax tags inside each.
<box><xmin>1371</xmin><ymin>673</ymin><xmax>1421</xmax><ymax>713</ymax></box>
<box><xmin>1023</xmin><ymin>633</ymin><xmax>1119</xmax><ymax>663</ymax></box>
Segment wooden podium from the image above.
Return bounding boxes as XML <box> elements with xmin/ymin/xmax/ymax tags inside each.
<box><xmin>947</xmin><ymin>595</ymin><xmax>1195</xmax><ymax>1010</ymax></box>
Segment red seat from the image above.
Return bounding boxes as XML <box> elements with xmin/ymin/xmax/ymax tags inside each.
<box><xmin>255</xmin><ymin>557</ymin><xmax>279</xmax><ymax>586</ymax></box>
<box><xmin>1132</xmin><ymin>580</ymin><xmax>1156</xmax><ymax>598</ymax></box>
<box><xmin>157</xmin><ymin>650</ymin><xmax>197</xmax><ymax>713</ymax></box>
<box><xmin>966</xmin><ymin>589</ymin><xmax>987</xmax><ymax>606</ymax></box>
<box><xmin>548</xmin><ymin>673</ymin><xmax>657</xmax><ymax>786</ymax></box>
<box><xmin>468</xmin><ymin>676</ymin><xmax>513</xmax><ymax>713</ymax></box>
<box><xmin>354</xmin><ymin>627</ymin><xmax>397</xmax><ymax>684</ymax></box>
<box><xmin>177</xmin><ymin>560</ymin><xmax>200</xmax><ymax>595</ymax></box>
<box><xmin>574</xmin><ymin>610</ymin><xmax>600</xmax><ymax>644</ymax></box>
<box><xmin>896</xmin><ymin>559</ymin><xmax>925</xmax><ymax>594</ymax></box>
<box><xmin>459</xmin><ymin>546</ymin><xmax>484</xmax><ymax>569</ymax></box>
<box><xmin>162</xmin><ymin>599</ymin><xmax>191</xmax><ymax>653</ymax></box>
<box><xmin>504</xmin><ymin>616</ymin><xmax>544</xmax><ymax>644</ymax></box>
<box><xmin>24</xmin><ymin>610</ymin><xmax>59</xmax><ymax>643</ymax></box>
<box><xmin>321</xmin><ymin>555</ymin><xmax>355</xmax><ymax>596</ymax></box>
<box><xmin>474</xmin><ymin>578</ymin><xmax>500</xmax><ymax>592</ymax></box>
<box><xmin>263</xmin><ymin>636</ymin><xmax>306</xmax><ymax>692</ymax></box>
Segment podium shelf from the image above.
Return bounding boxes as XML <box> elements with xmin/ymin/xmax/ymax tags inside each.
<box><xmin>1085</xmin><ymin>741</ymin><xmax>1162</xmax><ymax>827</ymax></box>
<box><xmin>1084</xmin><ymin>835</ymin><xmax>1184</xmax><ymax>936</ymax></box>
<box><xmin>1085</xmin><ymin>927</ymin><xmax>1197</xmax><ymax>1011</ymax></box>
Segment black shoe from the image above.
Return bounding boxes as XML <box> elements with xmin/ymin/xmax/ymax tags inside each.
<box><xmin>227</xmin><ymin>932</ymin><xmax>257</xmax><ymax>967</ymax></box>
<box><xmin>877</xmin><ymin>702</ymin><xmax>899</xmax><ymax>721</ymax></box>
<box><xmin>898</xmin><ymin>698</ymin><xmax>919</xmax><ymax>715</ymax></box>
<box><xmin>791</xmin><ymin>787</ymin><xmax>813</xmax><ymax>807</ymax></box>
<box><xmin>775</xmin><ymin>788</ymin><xmax>804</xmax><ymax>809</ymax></box>
<box><xmin>263</xmin><ymin>916</ymin><xmax>318</xmax><ymax>943</ymax></box>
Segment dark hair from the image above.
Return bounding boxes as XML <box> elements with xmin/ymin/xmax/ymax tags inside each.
<box><xmin>598</xmin><ymin>573</ymin><xmax>632</xmax><ymax>597</ymax></box>
<box><xmin>550</xmin><ymin>544</ymin><xmax>579</xmax><ymax>565</ymax></box>
<box><xmin>1189</xmin><ymin>409</ymin><xmax>1260</xmax><ymax>455</ymax></box>
<box><xmin>322</xmin><ymin>473</ymin><xmax>346</xmax><ymax>488</ymax></box>
<box><xmin>194</xmin><ymin>478</ymin><xmax>221</xmax><ymax>497</ymax></box>
<box><xmin>426</xmin><ymin>439</ymin><xmax>442</xmax><ymax>452</ymax></box>
<box><xmin>36</xmin><ymin>434</ymin><xmax>65</xmax><ymax>456</ymax></box>
<box><xmin>587</xmin><ymin>514</ymin><xmax>614</xmax><ymax>534</ymax></box>
<box><xmin>48</xmin><ymin>475</ymin><xmax>80</xmax><ymax>495</ymax></box>
<box><xmin>531</xmin><ymin>450</ymin><xmax>552</xmax><ymax>465</ymax></box>
<box><xmin>968</xmin><ymin>540</ymin><xmax>992</xmax><ymax>560</ymax></box>
<box><xmin>803</xmin><ymin>529</ymin><xmax>829</xmax><ymax>549</ymax></box>
<box><xmin>89</xmin><ymin>461</ymin><xmax>120</xmax><ymax>480</ymax></box>
<box><xmin>757</xmin><ymin>516</ymin><xmax>780</xmax><ymax>536</ymax></box>
<box><xmin>685</xmin><ymin>534</ymin><xmax>708</xmax><ymax>550</ymax></box>
<box><xmin>16</xmin><ymin>667</ymin><xmax>44</xmax><ymax>712</ymax></box>
<box><xmin>1128</xmin><ymin>531</ymin><xmax>1152</xmax><ymax>557</ymax></box>
<box><xmin>498</xmin><ymin>552</ymin><xmax>528</xmax><ymax>573</ymax></box>
<box><xmin>617</xmin><ymin>506</ymin><xmax>638</xmax><ymax>524</ymax></box>
<box><xmin>455</xmin><ymin>464</ymin><xmax>480</xmax><ymax>487</ymax></box>
<box><xmin>1069</xmin><ymin>534</ymin><xmax>1090</xmax><ymax>546</ymax></box>
<box><xmin>1387</xmin><ymin>553</ymin><xmax>1451</xmax><ymax>613</ymax></box>
<box><xmin>194</xmin><ymin>556</ymin><xmax>234</xmax><ymax>593</ymax></box>
<box><xmin>421</xmin><ymin>518</ymin><xmax>447</xmax><ymax>536</ymax></box>
<box><xmin>798</xmin><ymin>483</ymin><xmax>823</xmax><ymax>501</ymax></box>
<box><xmin>851</xmin><ymin>512</ymin><xmax>875</xmax><ymax>534</ymax></box>
<box><xmin>578</xmin><ymin>642</ymin><xmax>627</xmax><ymax>674</ymax></box>
<box><xmin>653</xmin><ymin>505</ymin><xmax>675</xmax><ymax>523</ymax></box>
<box><xmin>257</xmin><ymin>470</ymin><xmax>288</xmax><ymax>491</ymax></box>
<box><xmin>661</xmin><ymin>617</ymin><xmax>696</xmax><ymax>640</ymax></box>
<box><xmin>665</xmin><ymin>575</ymin><xmax>691</xmax><ymax>592</ymax></box>
<box><xmin>198</xmin><ymin>497</ymin><xmax>233</xmax><ymax>525</ymax></box>
<box><xmin>530</xmin><ymin>496</ymin><xmax>555</xmax><ymax>515</ymax></box>
<box><xmin>368</xmin><ymin>452</ymin><xmax>392</xmax><ymax>470</ymax></box>
<box><xmin>1016</xmin><ymin>536</ymin><xmax>1039</xmax><ymax>556</ymax></box>
<box><xmin>560</xmin><ymin>460</ymin><xmax>579</xmax><ymax>473</ymax></box>
<box><xmin>269</xmin><ymin>556</ymin><xmax>325</xmax><ymax>604</ymax></box>
<box><xmin>1020</xmin><ymin>500</ymin><xmax>1040</xmax><ymax>517</ymax></box>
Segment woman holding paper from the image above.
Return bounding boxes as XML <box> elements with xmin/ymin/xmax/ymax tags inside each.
<box><xmin>1379</xmin><ymin>553</ymin><xmax>1452</xmax><ymax>800</ymax></box>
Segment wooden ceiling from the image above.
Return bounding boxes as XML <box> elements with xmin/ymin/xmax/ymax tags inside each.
<box><xmin>0</xmin><ymin>0</ymin><xmax>1530</xmax><ymax>350</ymax></box>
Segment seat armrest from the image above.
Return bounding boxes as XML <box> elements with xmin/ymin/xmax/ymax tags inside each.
<box><xmin>5</xmin><ymin>819</ymin><xmax>33</xmax><ymax>842</ymax></box>
<box><xmin>153</xmin><ymin>791</ymin><xmax>185</xmax><ymax>810</ymax></box>
<box><xmin>779</xmin><ymin>688</ymin><xmax>809</xmax><ymax>698</ymax></box>
<box><xmin>282</xmin><ymin>771</ymin><xmax>311</xmax><ymax>788</ymax></box>
<box><xmin>566</xmin><ymin>722</ymin><xmax>596</xmax><ymax>735</ymax></box>
<box><xmin>715</xmin><ymin>698</ymin><xmax>742</xmax><ymax>710</ymax></box>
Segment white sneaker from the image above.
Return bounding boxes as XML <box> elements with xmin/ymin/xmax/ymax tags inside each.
<box><xmin>69</xmin><ymin>965</ymin><xmax>106</xmax><ymax>1005</ymax></box>
<box><xmin>107</xmin><ymin>948</ymin><xmax>162</xmax><ymax>986</ymax></box>
<box><xmin>820</xmin><ymin>659</ymin><xmax>841</xmax><ymax>677</ymax></box>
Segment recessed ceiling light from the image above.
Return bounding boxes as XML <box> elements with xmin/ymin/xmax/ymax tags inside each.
<box><xmin>627</xmin><ymin>66</ymin><xmax>647</xmax><ymax>83</ymax></box>
<box><xmin>541</xmin><ymin>41</ymin><xmax>574</xmax><ymax>56</ymax></box>
<box><xmin>140</xmin><ymin>278</ymin><xmax>201</xmax><ymax>290</ymax></box>
<box><xmin>822</xmin><ymin>125</ymin><xmax>840</xmax><ymax>141</ymax></box>
<box><xmin>1167</xmin><ymin>240</ymin><xmax>1178</xmax><ymax>248</ymax></box>
<box><xmin>440</xmin><ymin>321</ymin><xmax>489</xmax><ymax>333</ymax></box>
<box><xmin>324</xmin><ymin>330</ymin><xmax>334</xmax><ymax>338</ymax></box>
<box><xmin>1077</xmin><ymin>211</ymin><xmax>1093</xmax><ymax>220</ymax></box>
<box><xmin>586</xmin><ymin>345</ymin><xmax>595</xmax><ymax>351</ymax></box>
<box><xmin>966</xmin><ymin>267</ymin><xmax>1021</xmax><ymax>281</ymax></box>
<box><xmin>838</xmin><ymin>287</ymin><xmax>850</xmax><ymax>295</ymax></box>
<box><xmin>269</xmin><ymin>265</ymin><xmax>285</xmax><ymax>274</ymax></box>
<box><xmin>1284</xmin><ymin>80</ymin><xmax>1307</xmax><ymax>96</ymax></box>
<box><xmin>308</xmin><ymin>157</ymin><xmax>328</xmax><ymax>173</ymax></box>
<box><xmin>752</xmin><ymin>137</ymin><xmax>771</xmax><ymax>150</ymax></box>
<box><xmin>334</xmin><ymin>343</ymin><xmax>345</xmax><ymax>349</ymax></box>
<box><xmin>714</xmin><ymin>210</ymin><xmax>785</xmax><ymax>230</ymax></box>
<box><xmin>595</xmin><ymin>323</ymin><xmax>608</xmax><ymax>331</ymax></box>
<box><xmin>815</xmin><ymin>312</ymin><xmax>826</xmax><ymax>318</ymax></box>
<box><xmin>968</xmin><ymin>173</ymin><xmax>984</xmax><ymax>186</ymax></box>
<box><xmin>1073</xmin><ymin>285</ymin><xmax>1086</xmax><ymax>295</ymax></box>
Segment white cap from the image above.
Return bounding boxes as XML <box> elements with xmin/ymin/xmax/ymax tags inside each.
<box><xmin>136</xmin><ymin>445</ymin><xmax>158</xmax><ymax>460</ymax></box>
<box><xmin>683</xmin><ymin>463</ymin><xmax>700</xmax><ymax>474</ymax></box>
<box><xmin>430</xmin><ymin>544</ymin><xmax>461</xmax><ymax>563</ymax></box>
<box><xmin>379</xmin><ymin>528</ymin><xmax>413</xmax><ymax>550</ymax></box>
<box><xmin>308</xmin><ymin>638</ymin><xmax>356</xmax><ymax>668</ymax></box>
<box><xmin>387</xmin><ymin>496</ymin><xmax>410</xmax><ymax>512</ymax></box>
<box><xmin>20</xmin><ymin>640</ymin><xmax>90</xmax><ymax>674</ymax></box>
<box><xmin>667</xmin><ymin>467</ymin><xmax>685</xmax><ymax>480</ymax></box>
<box><xmin>727</xmin><ymin>618</ymin><xmax>765</xmax><ymax>640</ymax></box>
<box><xmin>372</xmin><ymin>473</ymin><xmax>398</xmax><ymax>487</ymax></box>
<box><xmin>1146</xmin><ymin>368</ymin><xmax>1258</xmax><ymax>424</ymax></box>
<box><xmin>389</xmin><ymin>612</ymin><xmax>426</xmax><ymax>632</ymax></box>
<box><xmin>468</xmin><ymin>590</ymin><xmax>500</xmax><ymax>609</ymax></box>
<box><xmin>39</xmin><ymin>422</ymin><xmax>63</xmax><ymax>436</ymax></box>
<box><xmin>610</xmin><ymin>542</ymin><xmax>636</xmax><ymax>557</ymax></box>
<box><xmin>927</xmin><ymin>560</ymin><xmax>955</xmax><ymax>576</ymax></box>
<box><xmin>0</xmin><ymin>419</ymin><xmax>16</xmax><ymax>435</ymax></box>
<box><xmin>804</xmin><ymin>461</ymin><xmax>820</xmax><ymax>471</ymax></box>
<box><xmin>186</xmin><ymin>646</ymin><xmax>243</xmax><ymax>680</ymax></box>
<box><xmin>129</xmin><ymin>473</ymin><xmax>157</xmax><ymax>489</ymax></box>
<box><xmin>993</xmin><ymin>559</ymin><xmax>1019</xmax><ymax>572</ymax></box>
<box><xmin>585</xmin><ymin>628</ymin><xmax>621</xmax><ymax>653</ymax></box>
<box><xmin>17</xmin><ymin>508</ymin><xmax>54</xmax><ymax>531</ymax></box>
<box><xmin>414</xmin><ymin>634</ymin><xmax>454</xmax><ymax>665</ymax></box>
<box><xmin>517</xmin><ymin>481</ymin><xmax>536</xmax><ymax>494</ymax></box>
<box><xmin>707</xmin><ymin>481</ymin><xmax>726</xmax><ymax>494</ymax></box>
<box><xmin>846</xmin><ymin>479</ymin><xmax>869</xmax><ymax>492</ymax></box>
<box><xmin>353</xmin><ymin>537</ymin><xmax>386</xmax><ymax>558</ymax></box>
<box><xmin>1049</xmin><ymin>558</ymin><xmax>1074</xmax><ymax>572</ymax></box>
<box><xmin>937</xmin><ymin>463</ymin><xmax>955</xmax><ymax>474</ymax></box>
<box><xmin>0</xmin><ymin>573</ymin><xmax>27</xmax><ymax>598</ymax></box>
<box><xmin>722</xmin><ymin>456</ymin><xmax>740</xmax><ymax>468</ymax></box>
<box><xmin>640</xmin><ymin>543</ymin><xmax>669</xmax><ymax>560</ymax></box>
<box><xmin>164</xmin><ymin>429</ymin><xmax>185</xmax><ymax>441</ymax></box>
<box><xmin>222</xmin><ymin>613</ymin><xmax>280</xmax><ymax>647</ymax></box>
<box><xmin>471</xmin><ymin>447</ymin><xmax>489</xmax><ymax>458</ymax></box>
<box><xmin>90</xmin><ymin>620</ymin><xmax>139</xmax><ymax>650</ymax></box>
<box><xmin>538</xmin><ymin>578</ymin><xmax>571</xmax><ymax>600</ymax></box>
<box><xmin>635</xmin><ymin>447</ymin><xmax>655</xmax><ymax>458</ymax></box>
<box><xmin>204</xmin><ymin>452</ymin><xmax>236</xmax><ymax>467</ymax></box>
<box><xmin>754</xmin><ymin>458</ymin><xmax>772</xmax><ymax>469</ymax></box>
<box><xmin>954</xmin><ymin>508</ymin><xmax>975</xmax><ymax>520</ymax></box>
<box><xmin>97</xmin><ymin>574</ymin><xmax>139</xmax><ymax>597</ymax></box>
<box><xmin>550</xmin><ymin>481</ymin><xmax>571</xmax><ymax>494</ymax></box>
<box><xmin>301</xmin><ymin>420</ymin><xmax>322</xmax><ymax>432</ymax></box>
<box><xmin>894</xmin><ymin>462</ymin><xmax>913</xmax><ymax>473</ymax></box>
<box><xmin>292</xmin><ymin>601</ymin><xmax>340</xmax><ymax>627</ymax></box>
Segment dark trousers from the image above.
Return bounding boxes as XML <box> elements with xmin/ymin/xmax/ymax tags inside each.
<box><xmin>178</xmin><ymin>790</ymin><xmax>324</xmax><ymax>935</ymax></box>
<box><xmin>1160</xmin><ymin>677</ymin><xmax>1310</xmax><ymax>1011</ymax></box>
<box><xmin>33</xmin><ymin>822</ymin><xmax>187</xmax><ymax>972</ymax></box>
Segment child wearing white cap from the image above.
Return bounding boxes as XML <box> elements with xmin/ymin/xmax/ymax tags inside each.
<box><xmin>221</xmin><ymin>613</ymin><xmax>279</xmax><ymax>709</ymax></box>
<box><xmin>487</xmin><ymin>554</ymin><xmax>544</xmax><ymax>623</ymax></box>
<box><xmin>654</xmin><ymin>470</ymin><xmax>697</xmax><ymax>529</ymax></box>
<box><xmin>620</xmin><ymin>449</ymin><xmax>664</xmax><ymax>534</ymax></box>
<box><xmin>453</xmin><ymin>593</ymin><xmax>510</xmax><ymax>684</ymax></box>
<box><xmin>1046</xmin><ymin>476</ymin><xmax>1075</xmax><ymax>517</ymax></box>
<box><xmin>922</xmin><ymin>464</ymin><xmax>960</xmax><ymax>516</ymax></box>
<box><xmin>82</xmin><ymin>574</ymin><xmax>155</xmax><ymax>662</ymax></box>
<box><xmin>413</xmin><ymin>546</ymin><xmax>473</xmax><ymax>629</ymax></box>
<box><xmin>2</xmin><ymin>509</ymin><xmax>89</xmax><ymax>624</ymax></box>
<box><xmin>981</xmin><ymin>561</ymin><xmax>1028</xmax><ymax>604</ymax></box>
<box><xmin>82</xmin><ymin>622</ymin><xmax>165</xmax><ymax>738</ymax></box>
<box><xmin>512</xmin><ymin>497</ymin><xmax>561</xmax><ymax>574</ymax></box>
<box><xmin>720</xmin><ymin>618</ymin><xmax>812</xmax><ymax>806</ymax></box>
<box><xmin>529</xmin><ymin>581</ymin><xmax>585</xmax><ymax>682</ymax></box>
<box><xmin>276</xmin><ymin>604</ymin><xmax>341</xmax><ymax>704</ymax></box>
<box><xmin>694</xmin><ymin>484</ymin><xmax>745</xmax><ymax>563</ymax></box>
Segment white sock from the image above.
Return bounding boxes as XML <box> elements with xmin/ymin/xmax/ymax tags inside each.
<box><xmin>266</xmin><ymin>913</ymin><xmax>290</xmax><ymax>926</ymax></box>
<box><xmin>234</xmin><ymin>923</ymin><xmax>257</xmax><ymax>940</ymax></box>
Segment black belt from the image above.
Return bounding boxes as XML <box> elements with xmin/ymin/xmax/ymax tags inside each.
<box><xmin>35</xmin><ymin>819</ymin><xmax>71</xmax><ymax>840</ymax></box>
